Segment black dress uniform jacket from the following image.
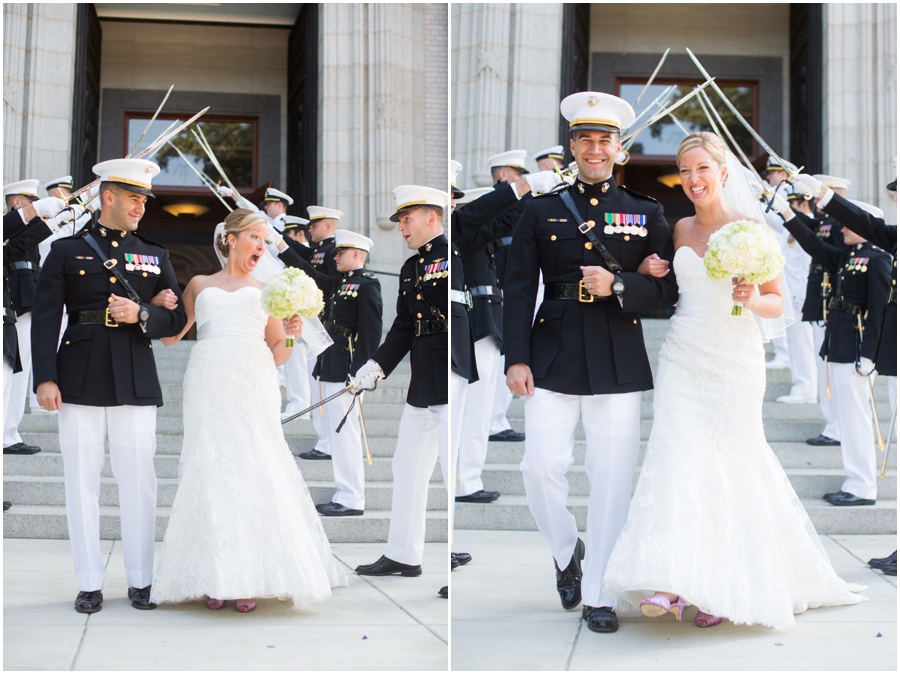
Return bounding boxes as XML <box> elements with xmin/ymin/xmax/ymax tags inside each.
<box><xmin>277</xmin><ymin>246</ymin><xmax>383</xmax><ymax>383</ymax></box>
<box><xmin>3</xmin><ymin>279</ymin><xmax>19</xmax><ymax>372</ymax></box>
<box><xmin>483</xmin><ymin>180</ymin><xmax>531</xmax><ymax>290</ymax></box>
<box><xmin>801</xmin><ymin>211</ymin><xmax>844</xmax><ymax>323</ymax></box>
<box><xmin>3</xmin><ymin>210</ymin><xmax>53</xmax><ymax>316</ymax></box>
<box><xmin>371</xmin><ymin>233</ymin><xmax>448</xmax><ymax>408</ymax></box>
<box><xmin>30</xmin><ymin>222</ymin><xmax>187</xmax><ymax>406</ymax></box>
<box><xmin>504</xmin><ymin>176</ymin><xmax>678</xmax><ymax>396</ymax></box>
<box><xmin>282</xmin><ymin>236</ymin><xmax>340</xmax><ymax>317</ymax></box>
<box><xmin>822</xmin><ymin>194</ymin><xmax>897</xmax><ymax>376</ymax></box>
<box><xmin>451</xmin><ymin>184</ymin><xmax>523</xmax><ymax>383</ymax></box>
<box><xmin>783</xmin><ymin>214</ymin><xmax>891</xmax><ymax>366</ymax></box>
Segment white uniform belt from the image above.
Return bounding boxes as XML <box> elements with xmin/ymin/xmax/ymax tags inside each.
<box><xmin>450</xmin><ymin>289</ymin><xmax>472</xmax><ymax>308</ymax></box>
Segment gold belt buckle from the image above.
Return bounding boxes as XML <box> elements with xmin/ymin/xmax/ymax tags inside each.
<box><xmin>577</xmin><ymin>279</ymin><xmax>594</xmax><ymax>303</ymax></box>
<box><xmin>415</xmin><ymin>319</ymin><xmax>423</xmax><ymax>337</ymax></box>
<box><xmin>104</xmin><ymin>307</ymin><xmax>119</xmax><ymax>328</ymax></box>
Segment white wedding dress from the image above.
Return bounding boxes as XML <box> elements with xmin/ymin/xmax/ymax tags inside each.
<box><xmin>602</xmin><ymin>247</ymin><xmax>866</xmax><ymax>628</ymax></box>
<box><xmin>151</xmin><ymin>286</ymin><xmax>348</xmax><ymax>605</ymax></box>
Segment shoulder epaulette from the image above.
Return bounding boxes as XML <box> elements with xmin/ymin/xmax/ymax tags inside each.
<box><xmin>362</xmin><ymin>271</ymin><xmax>376</xmax><ymax>279</ymax></box>
<box><xmin>533</xmin><ymin>184</ymin><xmax>569</xmax><ymax>200</ymax></box>
<box><xmin>619</xmin><ymin>185</ymin><xmax>660</xmax><ymax>204</ymax></box>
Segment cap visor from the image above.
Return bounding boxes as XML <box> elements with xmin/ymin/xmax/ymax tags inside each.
<box><xmin>570</xmin><ymin>123</ymin><xmax>620</xmax><ymax>134</ymax></box>
<box><xmin>112</xmin><ymin>181</ymin><xmax>155</xmax><ymax>198</ymax></box>
<box><xmin>888</xmin><ymin>180</ymin><xmax>897</xmax><ymax>192</ymax></box>
<box><xmin>451</xmin><ymin>187</ymin><xmax>465</xmax><ymax>198</ymax></box>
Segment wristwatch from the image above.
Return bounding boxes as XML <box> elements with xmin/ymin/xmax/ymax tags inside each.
<box><xmin>138</xmin><ymin>305</ymin><xmax>150</xmax><ymax>323</ymax></box>
<box><xmin>611</xmin><ymin>274</ymin><xmax>626</xmax><ymax>297</ymax></box>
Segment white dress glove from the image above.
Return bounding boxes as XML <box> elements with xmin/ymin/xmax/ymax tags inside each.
<box><xmin>81</xmin><ymin>184</ymin><xmax>101</xmax><ymax>213</ymax></box>
<box><xmin>32</xmin><ymin>197</ymin><xmax>67</xmax><ymax>220</ymax></box>
<box><xmin>748</xmin><ymin>179</ymin><xmax>765</xmax><ymax>201</ymax></box>
<box><xmin>770</xmin><ymin>192</ymin><xmax>793</xmax><ymax>220</ymax></box>
<box><xmin>793</xmin><ymin>174</ymin><xmax>828</xmax><ymax>202</ymax></box>
<box><xmin>859</xmin><ymin>357</ymin><xmax>876</xmax><ymax>375</ymax></box>
<box><xmin>267</xmin><ymin>221</ymin><xmax>284</xmax><ymax>246</ymax></box>
<box><xmin>524</xmin><ymin>170</ymin><xmax>564</xmax><ymax>195</ymax></box>
<box><xmin>355</xmin><ymin>359</ymin><xmax>384</xmax><ymax>390</ymax></box>
<box><xmin>216</xmin><ymin>185</ymin><xmax>234</xmax><ymax>199</ymax></box>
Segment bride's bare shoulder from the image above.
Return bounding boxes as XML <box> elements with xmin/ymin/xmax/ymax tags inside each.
<box><xmin>673</xmin><ymin>217</ymin><xmax>695</xmax><ymax>244</ymax></box>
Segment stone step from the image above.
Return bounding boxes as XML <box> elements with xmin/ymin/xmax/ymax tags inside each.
<box><xmin>153</xmin><ymin>400</ymin><xmax>412</xmax><ymax>419</ymax></box>
<box><xmin>453</xmin><ymin>495</ymin><xmax>897</xmax><ymax>535</ymax></box>
<box><xmin>2</xmin><ymin>505</ymin><xmax>448</xmax><ymax>544</ymax></box>
<box><xmin>3</xmin><ymin>475</ymin><xmax>448</xmax><ymax>510</ymax></box>
<box><xmin>154</xmin><ymin>369</ymin><xmax>412</xmax><ymax>387</ymax></box>
<box><xmin>474</xmin><ymin>464</ymin><xmax>897</xmax><ymax>499</ymax></box>
<box><xmin>154</xmin><ymin>383</ymin><xmax>411</xmax><ymax>403</ymax></box>
<box><xmin>4</xmin><ymin>452</ymin><xmax>441</xmax><ymax>482</ymax></box>
<box><xmin>481</xmin><ymin>440</ymin><xmax>898</xmax><ymax>469</ymax></box>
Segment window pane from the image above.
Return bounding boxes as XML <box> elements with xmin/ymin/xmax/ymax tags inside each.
<box><xmin>126</xmin><ymin>118</ymin><xmax>255</xmax><ymax>188</ymax></box>
<box><xmin>618</xmin><ymin>83</ymin><xmax>755</xmax><ymax>158</ymax></box>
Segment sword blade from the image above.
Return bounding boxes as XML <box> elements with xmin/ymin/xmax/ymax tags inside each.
<box><xmin>881</xmin><ymin>400</ymin><xmax>897</xmax><ymax>479</ymax></box>
<box><xmin>166</xmin><ymin>141</ymin><xmax>233</xmax><ymax>211</ymax></box>
<box><xmin>280</xmin><ymin>385</ymin><xmax>353</xmax><ymax>425</ymax></box>
<box><xmin>126</xmin><ymin>84</ymin><xmax>174</xmax><ymax>158</ymax></box>
<box><xmin>623</xmin><ymin>85</ymin><xmax>675</xmax><ymax>152</ymax></box>
<box><xmin>621</xmin><ymin>77</ymin><xmax>715</xmax><ymax>144</ymax></box>
<box><xmin>632</xmin><ymin>48</ymin><xmax>671</xmax><ymax>109</ymax></box>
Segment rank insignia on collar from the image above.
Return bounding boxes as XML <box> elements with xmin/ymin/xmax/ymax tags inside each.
<box><xmin>601</xmin><ymin>183</ymin><xmax>610</xmax><ymax>193</ymax></box>
<box><xmin>577</xmin><ymin>183</ymin><xmax>584</xmax><ymax>194</ymax></box>
<box><xmin>425</xmin><ymin>242</ymin><xmax>432</xmax><ymax>252</ymax></box>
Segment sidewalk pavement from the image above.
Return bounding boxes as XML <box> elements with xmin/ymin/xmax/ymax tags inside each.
<box><xmin>4</xmin><ymin>539</ymin><xmax>448</xmax><ymax>671</ymax></box>
<box><xmin>450</xmin><ymin>530</ymin><xmax>897</xmax><ymax>671</ymax></box>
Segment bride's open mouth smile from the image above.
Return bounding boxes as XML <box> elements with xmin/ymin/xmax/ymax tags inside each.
<box><xmin>248</xmin><ymin>252</ymin><xmax>261</xmax><ymax>266</ymax></box>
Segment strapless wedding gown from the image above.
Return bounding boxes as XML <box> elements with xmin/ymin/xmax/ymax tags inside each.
<box><xmin>151</xmin><ymin>286</ymin><xmax>347</xmax><ymax>605</ymax></box>
<box><xmin>602</xmin><ymin>247</ymin><xmax>866</xmax><ymax>628</ymax></box>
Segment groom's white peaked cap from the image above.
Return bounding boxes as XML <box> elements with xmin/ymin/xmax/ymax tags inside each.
<box><xmin>334</xmin><ymin>229</ymin><xmax>373</xmax><ymax>252</ymax></box>
<box><xmin>849</xmin><ymin>200</ymin><xmax>884</xmax><ymax>219</ymax></box>
<box><xmin>307</xmin><ymin>206</ymin><xmax>343</xmax><ymax>221</ymax></box>
<box><xmin>560</xmin><ymin>91</ymin><xmax>635</xmax><ymax>133</ymax></box>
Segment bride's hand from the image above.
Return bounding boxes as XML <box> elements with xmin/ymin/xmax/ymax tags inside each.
<box><xmin>732</xmin><ymin>278</ymin><xmax>759</xmax><ymax>309</ymax></box>
<box><xmin>284</xmin><ymin>314</ymin><xmax>303</xmax><ymax>339</ymax></box>
<box><xmin>637</xmin><ymin>253</ymin><xmax>669</xmax><ymax>278</ymax></box>
<box><xmin>150</xmin><ymin>288</ymin><xmax>178</xmax><ymax>310</ymax></box>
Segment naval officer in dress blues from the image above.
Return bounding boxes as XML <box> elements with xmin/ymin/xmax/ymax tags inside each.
<box><xmin>31</xmin><ymin>158</ymin><xmax>187</xmax><ymax>614</ymax></box>
<box><xmin>353</xmin><ymin>186</ymin><xmax>449</xmax><ymax>591</ymax></box>
<box><xmin>504</xmin><ymin>91</ymin><xmax>678</xmax><ymax>633</ymax></box>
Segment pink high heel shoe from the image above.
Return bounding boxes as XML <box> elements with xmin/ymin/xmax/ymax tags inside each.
<box><xmin>639</xmin><ymin>594</ymin><xmax>686</xmax><ymax>621</ymax></box>
<box><xmin>695</xmin><ymin>610</ymin><xmax>722</xmax><ymax>628</ymax></box>
<box><xmin>235</xmin><ymin>598</ymin><xmax>257</xmax><ymax>612</ymax></box>
<box><xmin>205</xmin><ymin>597</ymin><xmax>226</xmax><ymax>610</ymax></box>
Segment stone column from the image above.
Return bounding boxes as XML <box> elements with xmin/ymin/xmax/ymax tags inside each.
<box><xmin>823</xmin><ymin>3</ymin><xmax>897</xmax><ymax>214</ymax></box>
<box><xmin>451</xmin><ymin>3</ymin><xmax>563</xmax><ymax>189</ymax></box>
<box><xmin>3</xmin><ymin>3</ymin><xmax>77</xmax><ymax>185</ymax></box>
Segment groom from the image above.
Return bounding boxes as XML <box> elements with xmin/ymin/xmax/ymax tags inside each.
<box><xmin>31</xmin><ymin>158</ymin><xmax>187</xmax><ymax>613</ymax></box>
<box><xmin>504</xmin><ymin>91</ymin><xmax>678</xmax><ymax>632</ymax></box>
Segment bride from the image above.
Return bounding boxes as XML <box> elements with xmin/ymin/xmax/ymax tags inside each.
<box><xmin>150</xmin><ymin>208</ymin><xmax>347</xmax><ymax>611</ymax></box>
<box><xmin>602</xmin><ymin>133</ymin><xmax>866</xmax><ymax>629</ymax></box>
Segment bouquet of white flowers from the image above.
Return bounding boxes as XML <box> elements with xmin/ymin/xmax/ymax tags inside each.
<box><xmin>260</xmin><ymin>267</ymin><xmax>327</xmax><ymax>349</ymax></box>
<box><xmin>703</xmin><ymin>219</ymin><xmax>785</xmax><ymax>316</ymax></box>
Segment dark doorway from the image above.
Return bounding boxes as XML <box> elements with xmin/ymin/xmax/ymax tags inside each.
<box><xmin>71</xmin><ymin>3</ymin><xmax>101</xmax><ymax>188</ymax></box>
<box><xmin>287</xmin><ymin>4</ymin><xmax>318</xmax><ymax>216</ymax></box>
<box><xmin>789</xmin><ymin>3</ymin><xmax>824</xmax><ymax>174</ymax></box>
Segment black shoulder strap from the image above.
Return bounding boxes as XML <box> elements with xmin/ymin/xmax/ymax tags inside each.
<box><xmin>557</xmin><ymin>190</ymin><xmax>623</xmax><ymax>273</ymax></box>
<box><xmin>81</xmin><ymin>232</ymin><xmax>143</xmax><ymax>304</ymax></box>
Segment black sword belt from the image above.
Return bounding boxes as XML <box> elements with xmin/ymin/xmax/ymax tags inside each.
<box><xmin>2</xmin><ymin>307</ymin><xmax>16</xmax><ymax>322</ymax></box>
<box><xmin>828</xmin><ymin>300</ymin><xmax>864</xmax><ymax>315</ymax></box>
<box><xmin>488</xmin><ymin>236</ymin><xmax>513</xmax><ymax>252</ymax></box>
<box><xmin>544</xmin><ymin>282</ymin><xmax>614</xmax><ymax>303</ymax></box>
<box><xmin>323</xmin><ymin>321</ymin><xmax>356</xmax><ymax>339</ymax></box>
<box><xmin>470</xmin><ymin>285</ymin><xmax>503</xmax><ymax>300</ymax></box>
<box><xmin>414</xmin><ymin>318</ymin><xmax>447</xmax><ymax>337</ymax></box>
<box><xmin>5</xmin><ymin>261</ymin><xmax>40</xmax><ymax>274</ymax></box>
<box><xmin>68</xmin><ymin>309</ymin><xmax>124</xmax><ymax>327</ymax></box>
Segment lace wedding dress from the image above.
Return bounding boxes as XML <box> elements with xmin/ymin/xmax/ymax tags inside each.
<box><xmin>151</xmin><ymin>286</ymin><xmax>348</xmax><ymax>605</ymax></box>
<box><xmin>602</xmin><ymin>247</ymin><xmax>866</xmax><ymax>628</ymax></box>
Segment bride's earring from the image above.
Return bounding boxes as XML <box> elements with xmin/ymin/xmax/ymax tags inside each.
<box><xmin>722</xmin><ymin>172</ymin><xmax>728</xmax><ymax>187</ymax></box>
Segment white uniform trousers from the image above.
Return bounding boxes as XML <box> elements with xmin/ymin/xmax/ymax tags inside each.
<box><xmin>58</xmin><ymin>404</ymin><xmax>157</xmax><ymax>591</ymax></box>
<box><xmin>321</xmin><ymin>380</ymin><xmax>365</xmax><ymax>510</ymax></box>
<box><xmin>521</xmin><ymin>388</ymin><xmax>642</xmax><ymax>609</ymax></box>
<box><xmin>772</xmin><ymin>334</ymin><xmax>790</xmax><ymax>365</ymax></box>
<box><xmin>812</xmin><ymin>323</ymin><xmax>841</xmax><ymax>440</ymax></box>
<box><xmin>3</xmin><ymin>359</ymin><xmax>14</xmax><ymax>416</ymax></box>
<box><xmin>282</xmin><ymin>339</ymin><xmax>312</xmax><ymax>415</ymax></box>
<box><xmin>449</xmin><ymin>371</ymin><xmax>468</xmax><ymax>542</ymax></box>
<box><xmin>385</xmin><ymin>402</ymin><xmax>448</xmax><ymax>566</ymax></box>
<box><xmin>457</xmin><ymin>336</ymin><xmax>501</xmax><ymax>495</ymax></box>
<box><xmin>310</xmin><ymin>355</ymin><xmax>331</xmax><ymax>455</ymax></box>
<box><xmin>3</xmin><ymin>313</ymin><xmax>32</xmax><ymax>446</ymax></box>
<box><xmin>489</xmin><ymin>355</ymin><xmax>514</xmax><ymax>435</ymax></box>
<box><xmin>830</xmin><ymin>363</ymin><xmax>877</xmax><ymax>499</ymax></box>
<box><xmin>783</xmin><ymin>283</ymin><xmax>817</xmax><ymax>399</ymax></box>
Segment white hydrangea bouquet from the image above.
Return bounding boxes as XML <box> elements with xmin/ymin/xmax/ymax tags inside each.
<box><xmin>703</xmin><ymin>219</ymin><xmax>785</xmax><ymax>316</ymax></box>
<box><xmin>260</xmin><ymin>267</ymin><xmax>332</xmax><ymax>353</ymax></box>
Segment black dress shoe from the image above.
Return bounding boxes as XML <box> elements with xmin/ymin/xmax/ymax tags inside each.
<box><xmin>3</xmin><ymin>501</ymin><xmax>10</xmax><ymax>511</ymax></box>
<box><xmin>452</xmin><ymin>552</ymin><xmax>472</xmax><ymax>566</ymax></box>
<box><xmin>74</xmin><ymin>590</ymin><xmax>103</xmax><ymax>613</ymax></box>
<box><xmin>488</xmin><ymin>429</ymin><xmax>525</xmax><ymax>442</ymax></box>
<box><xmin>3</xmin><ymin>442</ymin><xmax>40</xmax><ymax>455</ymax></box>
<box><xmin>439</xmin><ymin>586</ymin><xmax>448</xmax><ymax>598</ymax></box>
<box><xmin>825</xmin><ymin>492</ymin><xmax>875</xmax><ymax>506</ymax></box>
<box><xmin>883</xmin><ymin>562</ymin><xmax>897</xmax><ymax>576</ymax></box>
<box><xmin>806</xmin><ymin>434</ymin><xmax>841</xmax><ymax>446</ymax></box>
<box><xmin>298</xmin><ymin>449</ymin><xmax>331</xmax><ymax>460</ymax></box>
<box><xmin>355</xmin><ymin>555</ymin><xmax>422</xmax><ymax>577</ymax></box>
<box><xmin>128</xmin><ymin>585</ymin><xmax>157</xmax><ymax>610</ymax></box>
<box><xmin>451</xmin><ymin>555</ymin><xmax>460</xmax><ymax>570</ymax></box>
<box><xmin>823</xmin><ymin>490</ymin><xmax>849</xmax><ymax>500</ymax></box>
<box><xmin>556</xmin><ymin>538</ymin><xmax>584</xmax><ymax>610</ymax></box>
<box><xmin>455</xmin><ymin>490</ymin><xmax>501</xmax><ymax>503</ymax></box>
<box><xmin>868</xmin><ymin>550</ymin><xmax>897</xmax><ymax>569</ymax></box>
<box><xmin>582</xmin><ymin>605</ymin><xmax>618</xmax><ymax>633</ymax></box>
<box><xmin>316</xmin><ymin>501</ymin><xmax>363</xmax><ymax>517</ymax></box>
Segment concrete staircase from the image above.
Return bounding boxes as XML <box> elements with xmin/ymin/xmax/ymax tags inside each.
<box><xmin>456</xmin><ymin>318</ymin><xmax>897</xmax><ymax>535</ymax></box>
<box><xmin>3</xmin><ymin>339</ymin><xmax>448</xmax><ymax>544</ymax></box>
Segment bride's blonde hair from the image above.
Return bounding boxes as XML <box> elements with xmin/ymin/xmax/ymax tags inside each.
<box><xmin>215</xmin><ymin>208</ymin><xmax>268</xmax><ymax>257</ymax></box>
<box><xmin>676</xmin><ymin>131</ymin><xmax>728</xmax><ymax>169</ymax></box>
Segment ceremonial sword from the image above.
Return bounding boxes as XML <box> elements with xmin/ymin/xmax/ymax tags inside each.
<box><xmin>166</xmin><ymin>140</ymin><xmax>234</xmax><ymax>211</ymax></box>
<box><xmin>126</xmin><ymin>84</ymin><xmax>175</xmax><ymax>158</ymax></box>
<box><xmin>631</xmin><ymin>48</ymin><xmax>671</xmax><ymax>109</ymax></box>
<box><xmin>881</xmin><ymin>399</ymin><xmax>896</xmax><ymax>480</ymax></box>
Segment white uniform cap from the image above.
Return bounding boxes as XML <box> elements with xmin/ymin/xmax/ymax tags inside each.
<box><xmin>813</xmin><ymin>174</ymin><xmax>851</xmax><ymax>191</ymax></box>
<box><xmin>450</xmin><ymin>160</ymin><xmax>464</xmax><ymax>196</ymax></box>
<box><xmin>93</xmin><ymin>158</ymin><xmax>160</xmax><ymax>197</ymax></box>
<box><xmin>264</xmin><ymin>187</ymin><xmax>294</xmax><ymax>206</ymax></box>
<box><xmin>533</xmin><ymin>145</ymin><xmax>564</xmax><ymax>162</ymax></box>
<box><xmin>390</xmin><ymin>185</ymin><xmax>448</xmax><ymax>222</ymax></box>
<box><xmin>3</xmin><ymin>179</ymin><xmax>40</xmax><ymax>200</ymax></box>
<box><xmin>334</xmin><ymin>229</ymin><xmax>373</xmax><ymax>252</ymax></box>
<box><xmin>43</xmin><ymin>176</ymin><xmax>74</xmax><ymax>192</ymax></box>
<box><xmin>307</xmin><ymin>206</ymin><xmax>343</xmax><ymax>222</ymax></box>
<box><xmin>455</xmin><ymin>186</ymin><xmax>494</xmax><ymax>205</ymax></box>
<box><xmin>282</xmin><ymin>215</ymin><xmax>310</xmax><ymax>230</ymax></box>
<box><xmin>560</xmin><ymin>91</ymin><xmax>635</xmax><ymax>133</ymax></box>
<box><xmin>486</xmin><ymin>150</ymin><xmax>530</xmax><ymax>174</ymax></box>
<box><xmin>849</xmin><ymin>199</ymin><xmax>884</xmax><ymax>220</ymax></box>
